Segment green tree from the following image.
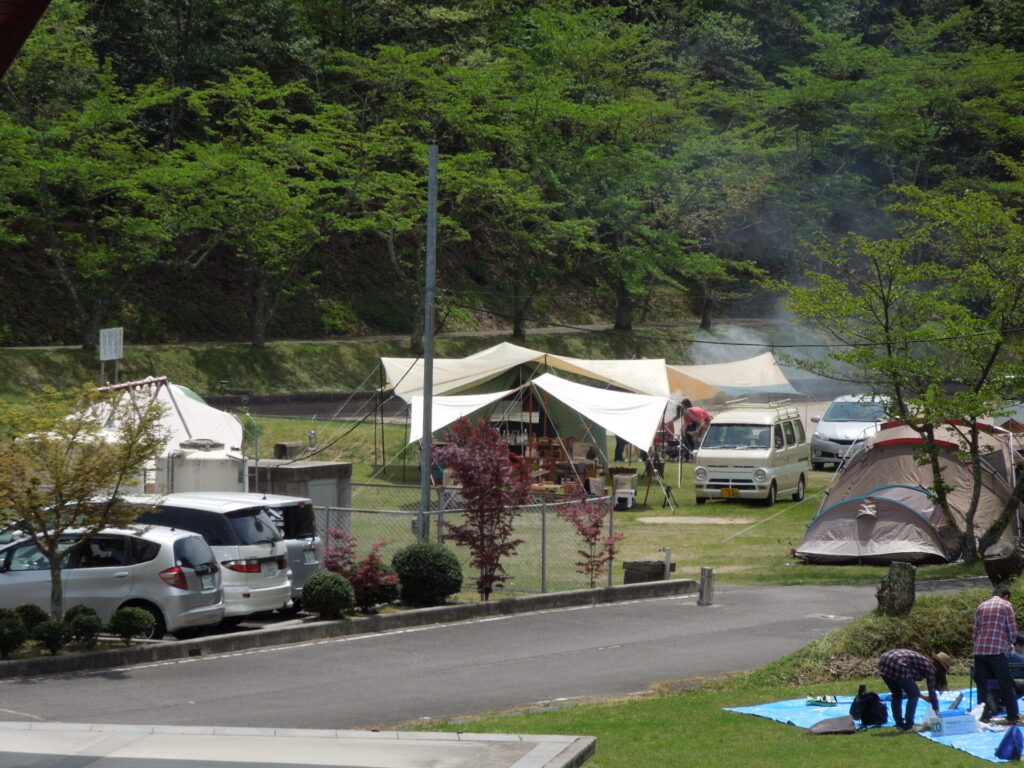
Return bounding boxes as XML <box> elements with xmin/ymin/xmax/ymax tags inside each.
<box><xmin>0</xmin><ymin>386</ymin><xmax>168</xmax><ymax>619</ymax></box>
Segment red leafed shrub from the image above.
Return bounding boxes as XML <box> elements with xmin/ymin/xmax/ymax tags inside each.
<box><xmin>439</xmin><ymin>418</ymin><xmax>533</xmax><ymax>601</ymax></box>
<box><xmin>322</xmin><ymin>529</ymin><xmax>399</xmax><ymax>613</ymax></box>
<box><xmin>558</xmin><ymin>489</ymin><xmax>625</xmax><ymax>588</ymax></box>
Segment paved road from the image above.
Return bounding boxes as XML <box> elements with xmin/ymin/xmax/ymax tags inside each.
<box><xmin>0</xmin><ymin>584</ymin><xmax>884</xmax><ymax>730</ymax></box>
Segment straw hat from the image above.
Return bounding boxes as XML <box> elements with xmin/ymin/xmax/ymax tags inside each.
<box><xmin>933</xmin><ymin>652</ymin><xmax>954</xmax><ymax>670</ymax></box>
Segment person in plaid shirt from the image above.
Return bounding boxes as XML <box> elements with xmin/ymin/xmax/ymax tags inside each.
<box><xmin>877</xmin><ymin>648</ymin><xmax>952</xmax><ymax>730</ymax></box>
<box><xmin>974</xmin><ymin>585</ymin><xmax>1019</xmax><ymax>724</ymax></box>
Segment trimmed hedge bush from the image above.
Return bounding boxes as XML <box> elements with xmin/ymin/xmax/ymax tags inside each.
<box><xmin>15</xmin><ymin>603</ymin><xmax>49</xmax><ymax>632</ymax></box>
<box><xmin>32</xmin><ymin>619</ymin><xmax>72</xmax><ymax>655</ymax></box>
<box><xmin>391</xmin><ymin>542</ymin><xmax>463</xmax><ymax>607</ymax></box>
<box><xmin>0</xmin><ymin>609</ymin><xmax>28</xmax><ymax>659</ymax></box>
<box><xmin>302</xmin><ymin>570</ymin><xmax>355</xmax><ymax>619</ymax></box>
<box><xmin>108</xmin><ymin>607</ymin><xmax>155</xmax><ymax>646</ymax></box>
<box><xmin>65</xmin><ymin>605</ymin><xmax>103</xmax><ymax>649</ymax></box>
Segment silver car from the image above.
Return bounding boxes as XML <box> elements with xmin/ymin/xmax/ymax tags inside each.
<box><xmin>169</xmin><ymin>492</ymin><xmax>322</xmax><ymax>610</ymax></box>
<box><xmin>810</xmin><ymin>395</ymin><xmax>889</xmax><ymax>470</ymax></box>
<box><xmin>0</xmin><ymin>525</ymin><xmax>224</xmax><ymax>639</ymax></box>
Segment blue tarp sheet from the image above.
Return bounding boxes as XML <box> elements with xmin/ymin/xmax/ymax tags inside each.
<box><xmin>725</xmin><ymin>689</ymin><xmax>1021</xmax><ymax>763</ymax></box>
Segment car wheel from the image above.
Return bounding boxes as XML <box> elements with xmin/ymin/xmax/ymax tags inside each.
<box><xmin>792</xmin><ymin>475</ymin><xmax>805</xmax><ymax>502</ymax></box>
<box><xmin>812</xmin><ymin>462</ymin><xmax>824</xmax><ymax>471</ymax></box>
<box><xmin>695</xmin><ymin>496</ymin><xmax>707</xmax><ymax>505</ymax></box>
<box><xmin>125</xmin><ymin>602</ymin><xmax>166</xmax><ymax>640</ymax></box>
<box><xmin>762</xmin><ymin>482</ymin><xmax>777</xmax><ymax>507</ymax></box>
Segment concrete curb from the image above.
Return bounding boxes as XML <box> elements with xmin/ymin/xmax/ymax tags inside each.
<box><xmin>0</xmin><ymin>578</ymin><xmax>696</xmax><ymax>679</ymax></box>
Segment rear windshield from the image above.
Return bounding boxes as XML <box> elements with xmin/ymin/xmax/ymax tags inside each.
<box><xmin>173</xmin><ymin>535</ymin><xmax>217</xmax><ymax>569</ymax></box>
<box><xmin>265</xmin><ymin>503</ymin><xmax>316</xmax><ymax>539</ymax></box>
<box><xmin>226</xmin><ymin>508</ymin><xmax>283</xmax><ymax>545</ymax></box>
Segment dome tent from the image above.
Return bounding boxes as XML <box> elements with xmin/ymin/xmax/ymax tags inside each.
<box><xmin>794</xmin><ymin>423</ymin><xmax>1021</xmax><ymax>565</ymax></box>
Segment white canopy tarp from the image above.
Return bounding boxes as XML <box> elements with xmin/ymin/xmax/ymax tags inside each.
<box><xmin>407</xmin><ymin>373</ymin><xmax>668</xmax><ymax>451</ymax></box>
<box><xmin>97</xmin><ymin>376</ymin><xmax>244</xmax><ymax>453</ymax></box>
<box><xmin>382</xmin><ymin>342</ymin><xmax>671</xmax><ymax>401</ymax></box>
<box><xmin>666</xmin><ymin>352</ymin><xmax>799</xmax><ymax>401</ymax></box>
<box><xmin>408</xmin><ymin>387</ymin><xmax>518</xmax><ymax>444</ymax></box>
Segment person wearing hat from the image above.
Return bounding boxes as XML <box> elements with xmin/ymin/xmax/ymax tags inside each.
<box><xmin>877</xmin><ymin>648</ymin><xmax>952</xmax><ymax>731</ymax></box>
<box><xmin>974</xmin><ymin>585</ymin><xmax>1020</xmax><ymax>724</ymax></box>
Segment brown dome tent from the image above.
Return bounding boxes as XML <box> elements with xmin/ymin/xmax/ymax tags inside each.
<box><xmin>794</xmin><ymin>423</ymin><xmax>1021</xmax><ymax>565</ymax></box>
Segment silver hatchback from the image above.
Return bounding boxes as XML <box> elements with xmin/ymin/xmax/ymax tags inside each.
<box><xmin>0</xmin><ymin>525</ymin><xmax>225</xmax><ymax>638</ymax></box>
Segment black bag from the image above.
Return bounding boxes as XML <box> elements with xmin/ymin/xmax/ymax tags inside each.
<box><xmin>807</xmin><ymin>715</ymin><xmax>857</xmax><ymax>735</ymax></box>
<box><xmin>850</xmin><ymin>684</ymin><xmax>888</xmax><ymax>727</ymax></box>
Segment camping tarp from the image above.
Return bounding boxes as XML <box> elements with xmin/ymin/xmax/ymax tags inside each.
<box><xmin>382</xmin><ymin>342</ymin><xmax>672</xmax><ymax>401</ymax></box>
<box><xmin>666</xmin><ymin>352</ymin><xmax>800</xmax><ymax>401</ymax></box>
<box><xmin>795</xmin><ymin>423</ymin><xmax>1020</xmax><ymax>564</ymax></box>
<box><xmin>407</xmin><ymin>373</ymin><xmax>669</xmax><ymax>452</ymax></box>
<box><xmin>96</xmin><ymin>376</ymin><xmax>244</xmax><ymax>453</ymax></box>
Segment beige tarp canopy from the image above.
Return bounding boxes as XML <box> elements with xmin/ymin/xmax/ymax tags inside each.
<box><xmin>795</xmin><ymin>423</ymin><xmax>1020</xmax><ymax>565</ymax></box>
<box><xmin>666</xmin><ymin>352</ymin><xmax>799</xmax><ymax>401</ymax></box>
<box><xmin>382</xmin><ymin>342</ymin><xmax>671</xmax><ymax>401</ymax></box>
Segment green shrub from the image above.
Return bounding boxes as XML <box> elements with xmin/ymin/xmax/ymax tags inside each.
<box><xmin>0</xmin><ymin>609</ymin><xmax>28</xmax><ymax>659</ymax></box>
<box><xmin>32</xmin><ymin>619</ymin><xmax>72</xmax><ymax>655</ymax></box>
<box><xmin>392</xmin><ymin>542</ymin><xmax>463</xmax><ymax>607</ymax></box>
<box><xmin>108</xmin><ymin>607</ymin><xmax>155</xmax><ymax>646</ymax></box>
<box><xmin>302</xmin><ymin>570</ymin><xmax>355</xmax><ymax>620</ymax></box>
<box><xmin>65</xmin><ymin>605</ymin><xmax>103</xmax><ymax>649</ymax></box>
<box><xmin>15</xmin><ymin>603</ymin><xmax>49</xmax><ymax>632</ymax></box>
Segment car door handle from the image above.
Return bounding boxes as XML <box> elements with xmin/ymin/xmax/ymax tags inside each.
<box><xmin>111</xmin><ymin>572</ymin><xmax>130</xmax><ymax>579</ymax></box>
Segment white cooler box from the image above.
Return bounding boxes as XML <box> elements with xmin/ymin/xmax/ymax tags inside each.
<box><xmin>614</xmin><ymin>489</ymin><xmax>636</xmax><ymax>509</ymax></box>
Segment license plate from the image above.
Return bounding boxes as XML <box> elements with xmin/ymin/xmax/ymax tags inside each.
<box><xmin>263</xmin><ymin>561</ymin><xmax>278</xmax><ymax>578</ymax></box>
<box><xmin>201</xmin><ymin>573</ymin><xmax>215</xmax><ymax>590</ymax></box>
<box><xmin>721</xmin><ymin>488</ymin><xmax>739</xmax><ymax>498</ymax></box>
<box><xmin>302</xmin><ymin>549</ymin><xmax>318</xmax><ymax>565</ymax></box>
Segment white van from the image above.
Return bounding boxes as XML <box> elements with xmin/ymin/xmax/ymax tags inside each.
<box><xmin>693</xmin><ymin>402</ymin><xmax>810</xmax><ymax>506</ymax></box>
<box><xmin>132</xmin><ymin>492</ymin><xmax>292</xmax><ymax>618</ymax></box>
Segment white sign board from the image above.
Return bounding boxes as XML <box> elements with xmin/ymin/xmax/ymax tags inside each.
<box><xmin>99</xmin><ymin>327</ymin><xmax>124</xmax><ymax>362</ymax></box>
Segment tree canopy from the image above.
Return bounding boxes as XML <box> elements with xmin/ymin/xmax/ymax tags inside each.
<box><xmin>1</xmin><ymin>0</ymin><xmax>1023</xmax><ymax>349</ymax></box>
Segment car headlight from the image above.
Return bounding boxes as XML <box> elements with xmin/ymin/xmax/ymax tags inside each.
<box><xmin>753</xmin><ymin>468</ymin><xmax>768</xmax><ymax>482</ymax></box>
<box><xmin>694</xmin><ymin>467</ymin><xmax>707</xmax><ymax>481</ymax></box>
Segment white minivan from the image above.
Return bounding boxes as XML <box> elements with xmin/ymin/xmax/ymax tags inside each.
<box><xmin>692</xmin><ymin>402</ymin><xmax>810</xmax><ymax>506</ymax></box>
<box><xmin>132</xmin><ymin>493</ymin><xmax>292</xmax><ymax>618</ymax></box>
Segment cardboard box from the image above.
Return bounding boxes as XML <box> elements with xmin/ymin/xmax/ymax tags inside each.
<box><xmin>931</xmin><ymin>710</ymin><xmax>976</xmax><ymax>736</ymax></box>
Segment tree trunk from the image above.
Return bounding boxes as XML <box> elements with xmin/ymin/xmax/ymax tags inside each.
<box><xmin>613</xmin><ymin>286</ymin><xmax>633</xmax><ymax>331</ymax></box>
<box><xmin>876</xmin><ymin>561</ymin><xmax>916</xmax><ymax>616</ymax></box>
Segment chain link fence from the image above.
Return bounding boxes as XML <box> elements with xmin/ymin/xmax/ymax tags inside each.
<box><xmin>313</xmin><ymin>483</ymin><xmax>618</xmax><ymax>600</ymax></box>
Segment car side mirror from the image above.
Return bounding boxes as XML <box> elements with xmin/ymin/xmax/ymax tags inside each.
<box><xmin>810</xmin><ymin>415</ymin><xmax>821</xmax><ymax>423</ymax></box>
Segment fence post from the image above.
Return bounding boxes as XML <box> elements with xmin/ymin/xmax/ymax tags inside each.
<box><xmin>607</xmin><ymin>505</ymin><xmax>615</xmax><ymax>588</ymax></box>
<box><xmin>541</xmin><ymin>501</ymin><xmax>547</xmax><ymax>594</ymax></box>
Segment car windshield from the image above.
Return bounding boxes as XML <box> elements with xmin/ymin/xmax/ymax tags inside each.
<box><xmin>824</xmin><ymin>400</ymin><xmax>887</xmax><ymax>422</ymax></box>
<box><xmin>701</xmin><ymin>423</ymin><xmax>770</xmax><ymax>449</ymax></box>
<box><xmin>226</xmin><ymin>508</ymin><xmax>283</xmax><ymax>545</ymax></box>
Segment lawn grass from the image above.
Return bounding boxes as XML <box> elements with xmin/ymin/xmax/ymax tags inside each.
<box><xmin>252</xmin><ymin>414</ymin><xmax>987</xmax><ymax>588</ymax></box>
<box><xmin>412</xmin><ymin>674</ymin><xmax>984</xmax><ymax>768</ymax></box>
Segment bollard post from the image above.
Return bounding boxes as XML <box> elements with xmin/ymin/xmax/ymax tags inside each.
<box><xmin>660</xmin><ymin>547</ymin><xmax>672</xmax><ymax>580</ymax></box>
<box><xmin>698</xmin><ymin>566</ymin><xmax>714</xmax><ymax>606</ymax></box>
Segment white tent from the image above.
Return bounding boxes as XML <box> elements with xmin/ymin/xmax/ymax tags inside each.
<box><xmin>382</xmin><ymin>342</ymin><xmax>671</xmax><ymax>401</ymax></box>
<box><xmin>408</xmin><ymin>373</ymin><xmax>669</xmax><ymax>452</ymax></box>
<box><xmin>97</xmin><ymin>376</ymin><xmax>244</xmax><ymax>452</ymax></box>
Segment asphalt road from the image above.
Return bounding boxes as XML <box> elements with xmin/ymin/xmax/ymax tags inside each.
<box><xmin>0</xmin><ymin>583</ymin><xmax>885</xmax><ymax>730</ymax></box>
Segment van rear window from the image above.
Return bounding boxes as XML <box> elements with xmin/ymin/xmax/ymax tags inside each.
<box><xmin>226</xmin><ymin>508</ymin><xmax>283</xmax><ymax>545</ymax></box>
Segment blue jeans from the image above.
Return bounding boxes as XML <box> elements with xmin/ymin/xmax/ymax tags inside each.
<box><xmin>882</xmin><ymin>675</ymin><xmax>920</xmax><ymax>729</ymax></box>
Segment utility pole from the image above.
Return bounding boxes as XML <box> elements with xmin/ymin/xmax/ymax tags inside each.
<box><xmin>417</xmin><ymin>143</ymin><xmax>438</xmax><ymax>541</ymax></box>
